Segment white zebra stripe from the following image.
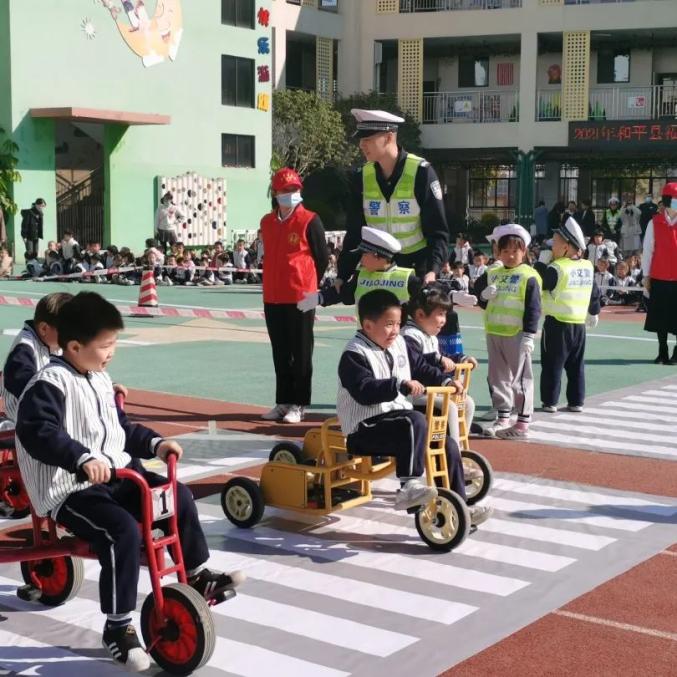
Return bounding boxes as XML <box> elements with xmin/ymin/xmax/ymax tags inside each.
<box><xmin>82</xmin><ymin>562</ymin><xmax>418</xmax><ymax>658</ymax></box>
<box><xmin>535</xmin><ymin>412</ymin><xmax>677</xmax><ymax>435</ymax></box>
<box><xmin>600</xmin><ymin>400</ymin><xmax>677</xmax><ymax>416</ymax></box>
<box><xmin>526</xmin><ymin>429</ymin><xmax>677</xmax><ymax>458</ymax></box>
<box><xmin>220</xmin><ymin>523</ymin><xmax>530</xmax><ymax>596</ymax></box>
<box><xmin>490</xmin><ymin>496</ymin><xmax>652</xmax><ymax>532</ymax></box>
<box><xmin>661</xmin><ymin>384</ymin><xmax>677</xmax><ymax>391</ymax></box>
<box><xmin>580</xmin><ymin>406</ymin><xmax>677</xmax><ymax>424</ymax></box>
<box><xmin>360</xmin><ymin>506</ymin><xmax>616</xmax><ymax>551</ymax></box>
<box><xmin>643</xmin><ymin>389</ymin><xmax>677</xmax><ymax>400</ymax></box>
<box><xmin>622</xmin><ymin>395</ymin><xmax>677</xmax><ymax>408</ymax></box>
<box><xmin>492</xmin><ymin>479</ymin><xmax>677</xmax><ymax>517</ymax></box>
<box><xmin>309</xmin><ymin>509</ymin><xmax>576</xmax><ymax>573</ymax></box>
<box><xmin>529</xmin><ymin>420</ymin><xmax>674</xmax><ymax>446</ymax></box>
<box><xmin>194</xmin><ymin>539</ymin><xmax>477</xmax><ymax>624</ymax></box>
<box><xmin>0</xmin><ymin>575</ymin><xmax>349</xmax><ymax>677</ymax></box>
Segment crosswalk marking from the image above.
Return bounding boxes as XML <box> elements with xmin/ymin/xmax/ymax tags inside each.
<box><xmin>308</xmin><ymin>508</ymin><xmax>576</xmax><ymax>572</ymax></box>
<box><xmin>542</xmin><ymin>412</ymin><xmax>677</xmax><ymax>435</ymax></box>
<box><xmin>581</xmin><ymin>405</ymin><xmax>677</xmax><ymax>424</ymax></box>
<box><xmin>493</xmin><ymin>478</ymin><xmax>677</xmax><ymax>516</ymax></box>
<box><xmin>218</xmin><ymin>522</ymin><xmax>531</xmax><ymax>596</ymax></box>
<box><xmin>0</xmin><ymin>575</ymin><xmax>350</xmax><ymax>677</ymax></box>
<box><xmin>643</xmin><ymin>389</ymin><xmax>677</xmax><ymax>400</ymax></box>
<box><xmin>530</xmin><ymin>420</ymin><xmax>672</xmax><ymax>446</ymax></box>
<box><xmin>80</xmin><ymin>563</ymin><xmax>418</xmax><ymax>658</ymax></box>
<box><xmin>601</xmin><ymin>400</ymin><xmax>677</xmax><ymax>416</ymax></box>
<box><xmin>527</xmin><ymin>430</ymin><xmax>677</xmax><ymax>458</ymax></box>
<box><xmin>489</xmin><ymin>496</ymin><xmax>653</xmax><ymax>532</ymax></box>
<box><xmin>623</xmin><ymin>395</ymin><xmax>677</xmax><ymax>407</ymax></box>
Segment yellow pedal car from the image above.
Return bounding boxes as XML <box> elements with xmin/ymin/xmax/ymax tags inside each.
<box><xmin>221</xmin><ymin>386</ymin><xmax>493</xmax><ymax>552</ymax></box>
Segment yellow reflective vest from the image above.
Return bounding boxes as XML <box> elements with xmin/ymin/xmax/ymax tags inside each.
<box><xmin>354</xmin><ymin>266</ymin><xmax>413</xmax><ymax>310</ymax></box>
<box><xmin>542</xmin><ymin>257</ymin><xmax>593</xmax><ymax>324</ymax></box>
<box><xmin>362</xmin><ymin>154</ymin><xmax>427</xmax><ymax>255</ymax></box>
<box><xmin>484</xmin><ymin>264</ymin><xmax>541</xmax><ymax>337</ymax></box>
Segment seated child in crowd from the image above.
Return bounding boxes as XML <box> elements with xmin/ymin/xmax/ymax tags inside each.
<box><xmin>594</xmin><ymin>257</ymin><xmax>616</xmax><ymax>306</ymax></box>
<box><xmin>451</xmin><ymin>262</ymin><xmax>469</xmax><ymax>292</ymax></box>
<box><xmin>478</xmin><ymin>224</ymin><xmax>541</xmax><ymax>439</ymax></box>
<box><xmin>336</xmin><ymin>290</ymin><xmax>491</xmax><ymax>527</ymax></box>
<box><xmin>400</xmin><ymin>285</ymin><xmax>479</xmax><ymax>449</ymax></box>
<box><xmin>468</xmin><ymin>252</ymin><xmax>487</xmax><ymax>291</ymax></box>
<box><xmin>14</xmin><ymin>292</ymin><xmax>244</xmax><ymax>672</ymax></box>
<box><xmin>610</xmin><ymin>260</ymin><xmax>639</xmax><ymax>305</ymax></box>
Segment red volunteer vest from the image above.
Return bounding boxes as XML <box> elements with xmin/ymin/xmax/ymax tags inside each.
<box><xmin>650</xmin><ymin>213</ymin><xmax>677</xmax><ymax>282</ymax></box>
<box><xmin>261</xmin><ymin>204</ymin><xmax>318</xmax><ymax>304</ymax></box>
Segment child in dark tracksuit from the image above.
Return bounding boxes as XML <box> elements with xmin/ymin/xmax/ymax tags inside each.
<box><xmin>336</xmin><ymin>290</ymin><xmax>489</xmax><ymax>527</ymax></box>
<box><xmin>15</xmin><ymin>292</ymin><xmax>244</xmax><ymax>673</ymax></box>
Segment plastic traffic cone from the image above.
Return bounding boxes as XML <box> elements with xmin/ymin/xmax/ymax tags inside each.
<box><xmin>137</xmin><ymin>269</ymin><xmax>158</xmax><ymax>308</ymax></box>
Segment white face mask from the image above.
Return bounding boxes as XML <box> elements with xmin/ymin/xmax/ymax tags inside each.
<box><xmin>671</xmin><ymin>198</ymin><xmax>677</xmax><ymax>210</ymax></box>
<box><xmin>277</xmin><ymin>192</ymin><xmax>303</xmax><ymax>208</ymax></box>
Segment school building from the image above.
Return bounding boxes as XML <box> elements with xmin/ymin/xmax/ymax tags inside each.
<box><xmin>0</xmin><ymin>0</ymin><xmax>273</xmax><ymax>255</ymax></box>
<box><xmin>272</xmin><ymin>0</ymin><xmax>677</xmax><ymax>225</ymax></box>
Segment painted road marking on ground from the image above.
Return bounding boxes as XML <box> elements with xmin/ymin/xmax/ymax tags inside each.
<box><xmin>529</xmin><ymin>381</ymin><xmax>677</xmax><ymax>460</ymax></box>
<box><xmin>659</xmin><ymin>550</ymin><xmax>677</xmax><ymax>557</ymax></box>
<box><xmin>553</xmin><ymin>610</ymin><xmax>677</xmax><ymax>642</ymax></box>
<box><xmin>1</xmin><ymin>472</ymin><xmax>676</xmax><ymax>677</ymax></box>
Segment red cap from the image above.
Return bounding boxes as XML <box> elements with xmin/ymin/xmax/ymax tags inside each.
<box><xmin>662</xmin><ymin>182</ymin><xmax>677</xmax><ymax>199</ymax></box>
<box><xmin>271</xmin><ymin>168</ymin><xmax>303</xmax><ymax>192</ymax></box>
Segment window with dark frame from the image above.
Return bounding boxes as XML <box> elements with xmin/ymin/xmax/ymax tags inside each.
<box><xmin>221</xmin><ymin>55</ymin><xmax>255</xmax><ymax>108</ymax></box>
<box><xmin>221</xmin><ymin>0</ymin><xmax>255</xmax><ymax>29</ymax></box>
<box><xmin>222</xmin><ymin>134</ymin><xmax>255</xmax><ymax>168</ymax></box>
<box><xmin>459</xmin><ymin>56</ymin><xmax>489</xmax><ymax>88</ymax></box>
<box><xmin>597</xmin><ymin>50</ymin><xmax>630</xmax><ymax>84</ymax></box>
<box><xmin>468</xmin><ymin>166</ymin><xmax>516</xmax><ymax>209</ymax></box>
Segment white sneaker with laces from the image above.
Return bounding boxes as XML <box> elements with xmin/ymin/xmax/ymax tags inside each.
<box><xmin>394</xmin><ymin>479</ymin><xmax>438</xmax><ymax>511</ymax></box>
<box><xmin>102</xmin><ymin>623</ymin><xmax>150</xmax><ymax>673</ymax></box>
<box><xmin>261</xmin><ymin>404</ymin><xmax>289</xmax><ymax>421</ymax></box>
<box><xmin>282</xmin><ymin>405</ymin><xmax>304</xmax><ymax>424</ymax></box>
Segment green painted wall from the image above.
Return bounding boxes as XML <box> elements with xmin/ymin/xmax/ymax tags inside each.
<box><xmin>5</xmin><ymin>0</ymin><xmax>272</xmax><ymax>254</ymax></box>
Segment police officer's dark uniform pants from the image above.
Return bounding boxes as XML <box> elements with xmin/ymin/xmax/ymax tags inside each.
<box><xmin>56</xmin><ymin>460</ymin><xmax>209</xmax><ymax>615</ymax></box>
<box><xmin>540</xmin><ymin>316</ymin><xmax>586</xmax><ymax>407</ymax></box>
<box><xmin>264</xmin><ymin>304</ymin><xmax>315</xmax><ymax>406</ymax></box>
<box><xmin>347</xmin><ymin>409</ymin><xmax>466</xmax><ymax>499</ymax></box>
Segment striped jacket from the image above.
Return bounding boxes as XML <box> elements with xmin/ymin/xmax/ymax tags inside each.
<box><xmin>15</xmin><ymin>357</ymin><xmax>161</xmax><ymax>517</ymax></box>
<box><xmin>400</xmin><ymin>320</ymin><xmax>466</xmax><ymax>367</ymax></box>
<box><xmin>0</xmin><ymin>321</ymin><xmax>52</xmax><ymax>423</ymax></box>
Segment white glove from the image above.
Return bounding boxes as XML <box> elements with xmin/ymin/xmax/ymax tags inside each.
<box><xmin>451</xmin><ymin>291</ymin><xmax>478</xmax><ymax>307</ymax></box>
<box><xmin>520</xmin><ymin>335</ymin><xmax>534</xmax><ymax>355</ymax></box>
<box><xmin>480</xmin><ymin>285</ymin><xmax>498</xmax><ymax>301</ymax></box>
<box><xmin>585</xmin><ymin>313</ymin><xmax>599</xmax><ymax>329</ymax></box>
<box><xmin>297</xmin><ymin>291</ymin><xmax>321</xmax><ymax>312</ymax></box>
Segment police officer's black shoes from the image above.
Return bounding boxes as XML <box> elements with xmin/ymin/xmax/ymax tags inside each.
<box><xmin>188</xmin><ymin>568</ymin><xmax>246</xmax><ymax>602</ymax></box>
<box><xmin>654</xmin><ymin>352</ymin><xmax>674</xmax><ymax>365</ymax></box>
<box><xmin>102</xmin><ymin>623</ymin><xmax>150</xmax><ymax>672</ymax></box>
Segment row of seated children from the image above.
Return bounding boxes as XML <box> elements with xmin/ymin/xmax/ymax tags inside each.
<box><xmin>0</xmin><ymin>291</ymin><xmax>244</xmax><ymax>672</ymax></box>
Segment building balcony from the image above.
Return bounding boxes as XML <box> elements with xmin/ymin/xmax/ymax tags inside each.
<box><xmin>536</xmin><ymin>84</ymin><xmax>677</xmax><ymax>122</ymax></box>
<box><xmin>400</xmin><ymin>0</ymin><xmax>521</xmax><ymax>11</ymax></box>
<box><xmin>423</xmin><ymin>89</ymin><xmax>519</xmax><ymax>124</ymax></box>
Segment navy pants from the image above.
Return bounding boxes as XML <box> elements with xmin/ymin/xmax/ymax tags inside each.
<box><xmin>56</xmin><ymin>460</ymin><xmax>209</xmax><ymax>615</ymax></box>
<box><xmin>540</xmin><ymin>316</ymin><xmax>586</xmax><ymax>407</ymax></box>
<box><xmin>347</xmin><ymin>409</ymin><xmax>466</xmax><ymax>500</ymax></box>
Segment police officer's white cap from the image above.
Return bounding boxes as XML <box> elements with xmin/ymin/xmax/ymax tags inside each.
<box><xmin>351</xmin><ymin>109</ymin><xmax>405</xmax><ymax>138</ymax></box>
<box><xmin>355</xmin><ymin>226</ymin><xmax>402</xmax><ymax>258</ymax></box>
<box><xmin>492</xmin><ymin>223</ymin><xmax>531</xmax><ymax>248</ymax></box>
<box><xmin>554</xmin><ymin>217</ymin><xmax>586</xmax><ymax>251</ymax></box>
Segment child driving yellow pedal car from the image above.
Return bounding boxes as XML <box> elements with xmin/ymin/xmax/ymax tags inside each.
<box><xmin>336</xmin><ymin>289</ymin><xmax>492</xmax><ymax>527</ymax></box>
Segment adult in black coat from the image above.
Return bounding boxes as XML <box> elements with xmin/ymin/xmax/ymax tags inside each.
<box><xmin>20</xmin><ymin>198</ymin><xmax>46</xmax><ymax>255</ymax></box>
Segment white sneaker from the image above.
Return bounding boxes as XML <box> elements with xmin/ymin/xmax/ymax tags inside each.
<box><xmin>469</xmin><ymin>504</ymin><xmax>493</xmax><ymax>527</ymax></box>
<box><xmin>394</xmin><ymin>479</ymin><xmax>438</xmax><ymax>511</ymax></box>
<box><xmin>478</xmin><ymin>408</ymin><xmax>498</xmax><ymax>422</ymax></box>
<box><xmin>261</xmin><ymin>404</ymin><xmax>289</xmax><ymax>421</ymax></box>
<box><xmin>484</xmin><ymin>418</ymin><xmax>511</xmax><ymax>437</ymax></box>
<box><xmin>102</xmin><ymin>623</ymin><xmax>151</xmax><ymax>673</ymax></box>
<box><xmin>282</xmin><ymin>405</ymin><xmax>304</xmax><ymax>424</ymax></box>
<box><xmin>541</xmin><ymin>405</ymin><xmax>558</xmax><ymax>413</ymax></box>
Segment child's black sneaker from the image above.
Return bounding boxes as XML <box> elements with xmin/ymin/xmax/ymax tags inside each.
<box><xmin>188</xmin><ymin>568</ymin><xmax>246</xmax><ymax>601</ymax></box>
<box><xmin>102</xmin><ymin>623</ymin><xmax>150</xmax><ymax>672</ymax></box>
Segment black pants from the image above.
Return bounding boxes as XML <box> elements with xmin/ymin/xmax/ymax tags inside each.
<box><xmin>264</xmin><ymin>303</ymin><xmax>315</xmax><ymax>406</ymax></box>
<box><xmin>23</xmin><ymin>238</ymin><xmax>39</xmax><ymax>255</ymax></box>
<box><xmin>540</xmin><ymin>316</ymin><xmax>586</xmax><ymax>407</ymax></box>
<box><xmin>347</xmin><ymin>410</ymin><xmax>466</xmax><ymax>500</ymax></box>
<box><xmin>56</xmin><ymin>460</ymin><xmax>209</xmax><ymax>615</ymax></box>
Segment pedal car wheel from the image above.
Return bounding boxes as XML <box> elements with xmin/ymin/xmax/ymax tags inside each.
<box><xmin>140</xmin><ymin>582</ymin><xmax>215</xmax><ymax>675</ymax></box>
<box><xmin>0</xmin><ymin>467</ymin><xmax>30</xmax><ymax>518</ymax></box>
<box><xmin>461</xmin><ymin>450</ymin><xmax>493</xmax><ymax>506</ymax></box>
<box><xmin>415</xmin><ymin>489</ymin><xmax>470</xmax><ymax>552</ymax></box>
<box><xmin>269</xmin><ymin>441</ymin><xmax>304</xmax><ymax>464</ymax></box>
<box><xmin>20</xmin><ymin>556</ymin><xmax>84</xmax><ymax>606</ymax></box>
<box><xmin>221</xmin><ymin>477</ymin><xmax>264</xmax><ymax>528</ymax></box>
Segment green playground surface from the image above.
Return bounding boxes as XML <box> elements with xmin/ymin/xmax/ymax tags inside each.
<box><xmin>0</xmin><ymin>281</ymin><xmax>666</xmax><ymax>414</ymax></box>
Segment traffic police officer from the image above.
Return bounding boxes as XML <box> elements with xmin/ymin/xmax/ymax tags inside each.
<box><xmin>337</xmin><ymin>109</ymin><xmax>450</xmax><ymax>289</ymax></box>
<box><xmin>540</xmin><ymin>217</ymin><xmax>601</xmax><ymax>413</ymax></box>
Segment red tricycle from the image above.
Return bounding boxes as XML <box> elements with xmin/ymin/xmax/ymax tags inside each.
<box><xmin>0</xmin><ymin>428</ymin><xmax>31</xmax><ymax>518</ymax></box>
<box><xmin>0</xmin><ymin>445</ymin><xmax>220</xmax><ymax>675</ymax></box>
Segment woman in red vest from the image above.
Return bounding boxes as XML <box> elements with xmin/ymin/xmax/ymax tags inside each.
<box><xmin>643</xmin><ymin>182</ymin><xmax>677</xmax><ymax>364</ymax></box>
<box><xmin>260</xmin><ymin>168</ymin><xmax>328</xmax><ymax>423</ymax></box>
